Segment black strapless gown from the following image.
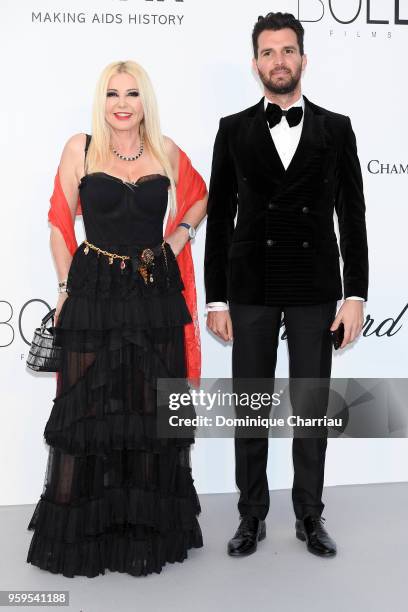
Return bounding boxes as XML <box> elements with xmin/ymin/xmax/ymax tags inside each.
<box><xmin>26</xmin><ymin>172</ymin><xmax>203</xmax><ymax>577</ymax></box>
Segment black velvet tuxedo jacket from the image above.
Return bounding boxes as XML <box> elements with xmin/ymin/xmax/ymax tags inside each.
<box><xmin>204</xmin><ymin>96</ymin><xmax>369</xmax><ymax>306</ymax></box>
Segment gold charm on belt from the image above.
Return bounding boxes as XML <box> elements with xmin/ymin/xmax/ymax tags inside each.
<box><xmin>82</xmin><ymin>240</ymin><xmax>166</xmax><ymax>285</ymax></box>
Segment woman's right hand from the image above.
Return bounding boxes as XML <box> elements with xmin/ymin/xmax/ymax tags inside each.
<box><xmin>54</xmin><ymin>292</ymin><xmax>69</xmax><ymax>327</ymax></box>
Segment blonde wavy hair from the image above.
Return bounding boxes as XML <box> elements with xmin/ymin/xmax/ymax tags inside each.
<box><xmin>85</xmin><ymin>60</ymin><xmax>177</xmax><ymax>217</ymax></box>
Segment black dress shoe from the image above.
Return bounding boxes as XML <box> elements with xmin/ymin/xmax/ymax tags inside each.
<box><xmin>295</xmin><ymin>515</ymin><xmax>337</xmax><ymax>557</ymax></box>
<box><xmin>227</xmin><ymin>515</ymin><xmax>266</xmax><ymax>556</ymax></box>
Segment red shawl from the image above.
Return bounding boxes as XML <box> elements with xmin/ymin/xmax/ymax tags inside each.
<box><xmin>48</xmin><ymin>147</ymin><xmax>207</xmax><ymax>384</ymax></box>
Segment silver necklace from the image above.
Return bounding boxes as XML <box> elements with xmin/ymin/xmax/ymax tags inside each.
<box><xmin>111</xmin><ymin>137</ymin><xmax>144</xmax><ymax>161</ymax></box>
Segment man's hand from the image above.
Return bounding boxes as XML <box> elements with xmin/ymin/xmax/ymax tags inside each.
<box><xmin>330</xmin><ymin>300</ymin><xmax>365</xmax><ymax>349</ymax></box>
<box><xmin>206</xmin><ymin>310</ymin><xmax>233</xmax><ymax>342</ymax></box>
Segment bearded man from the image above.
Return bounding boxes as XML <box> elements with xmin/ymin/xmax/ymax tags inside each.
<box><xmin>204</xmin><ymin>12</ymin><xmax>368</xmax><ymax>558</ymax></box>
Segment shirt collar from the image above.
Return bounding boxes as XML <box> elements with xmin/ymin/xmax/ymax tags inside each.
<box><xmin>263</xmin><ymin>94</ymin><xmax>304</xmax><ymax>111</ymax></box>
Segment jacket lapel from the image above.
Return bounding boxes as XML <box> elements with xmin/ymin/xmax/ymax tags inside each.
<box><xmin>240</xmin><ymin>98</ymin><xmax>286</xmax><ymax>187</ymax></box>
<box><xmin>282</xmin><ymin>95</ymin><xmax>327</xmax><ymax>187</ymax></box>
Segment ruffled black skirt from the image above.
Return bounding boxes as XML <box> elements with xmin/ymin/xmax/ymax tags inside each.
<box><xmin>26</xmin><ymin>240</ymin><xmax>203</xmax><ymax>577</ymax></box>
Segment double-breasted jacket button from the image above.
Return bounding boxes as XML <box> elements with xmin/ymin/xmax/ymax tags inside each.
<box><xmin>268</xmin><ymin>202</ymin><xmax>277</xmax><ymax>210</ymax></box>
<box><xmin>302</xmin><ymin>206</ymin><xmax>309</xmax><ymax>214</ymax></box>
<box><xmin>323</xmin><ymin>178</ymin><xmax>329</xmax><ymax>184</ymax></box>
<box><xmin>302</xmin><ymin>241</ymin><xmax>309</xmax><ymax>248</ymax></box>
<box><xmin>266</xmin><ymin>239</ymin><xmax>275</xmax><ymax>247</ymax></box>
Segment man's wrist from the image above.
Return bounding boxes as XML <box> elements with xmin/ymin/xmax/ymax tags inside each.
<box><xmin>205</xmin><ymin>301</ymin><xmax>229</xmax><ymax>313</ymax></box>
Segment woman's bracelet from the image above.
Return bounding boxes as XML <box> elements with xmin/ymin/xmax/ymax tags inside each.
<box><xmin>58</xmin><ymin>279</ymin><xmax>68</xmax><ymax>293</ymax></box>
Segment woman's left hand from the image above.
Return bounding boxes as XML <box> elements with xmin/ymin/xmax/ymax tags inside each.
<box><xmin>165</xmin><ymin>226</ymin><xmax>189</xmax><ymax>257</ymax></box>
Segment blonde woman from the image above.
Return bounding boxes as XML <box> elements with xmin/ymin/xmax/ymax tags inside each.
<box><xmin>27</xmin><ymin>61</ymin><xmax>207</xmax><ymax>577</ymax></box>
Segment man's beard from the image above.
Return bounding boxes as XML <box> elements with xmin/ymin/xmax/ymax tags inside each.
<box><xmin>258</xmin><ymin>65</ymin><xmax>302</xmax><ymax>95</ymax></box>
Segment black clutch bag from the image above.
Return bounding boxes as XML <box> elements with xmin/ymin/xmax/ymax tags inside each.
<box><xmin>26</xmin><ymin>308</ymin><xmax>62</xmax><ymax>372</ymax></box>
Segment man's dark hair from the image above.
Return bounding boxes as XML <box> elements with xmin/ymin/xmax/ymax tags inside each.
<box><xmin>252</xmin><ymin>12</ymin><xmax>305</xmax><ymax>58</ymax></box>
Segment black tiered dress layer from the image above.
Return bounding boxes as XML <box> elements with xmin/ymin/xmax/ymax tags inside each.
<box><xmin>26</xmin><ymin>172</ymin><xmax>203</xmax><ymax>577</ymax></box>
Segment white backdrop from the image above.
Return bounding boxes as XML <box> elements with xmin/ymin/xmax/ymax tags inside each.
<box><xmin>1</xmin><ymin>0</ymin><xmax>407</xmax><ymax>505</ymax></box>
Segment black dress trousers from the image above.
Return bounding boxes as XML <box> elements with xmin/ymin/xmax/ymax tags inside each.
<box><xmin>229</xmin><ymin>300</ymin><xmax>337</xmax><ymax>521</ymax></box>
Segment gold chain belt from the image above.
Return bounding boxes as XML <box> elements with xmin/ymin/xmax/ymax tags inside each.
<box><xmin>82</xmin><ymin>239</ymin><xmax>168</xmax><ymax>285</ymax></box>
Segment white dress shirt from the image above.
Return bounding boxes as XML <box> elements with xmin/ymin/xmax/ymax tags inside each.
<box><xmin>206</xmin><ymin>95</ymin><xmax>363</xmax><ymax>313</ymax></box>
<box><xmin>265</xmin><ymin>94</ymin><xmax>305</xmax><ymax>170</ymax></box>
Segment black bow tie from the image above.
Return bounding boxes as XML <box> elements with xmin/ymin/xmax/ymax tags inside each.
<box><xmin>265</xmin><ymin>103</ymin><xmax>303</xmax><ymax>129</ymax></box>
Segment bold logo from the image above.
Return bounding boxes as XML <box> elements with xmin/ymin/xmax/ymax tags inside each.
<box><xmin>298</xmin><ymin>0</ymin><xmax>408</xmax><ymax>25</ymax></box>
<box><xmin>0</xmin><ymin>299</ymin><xmax>52</xmax><ymax>348</ymax></box>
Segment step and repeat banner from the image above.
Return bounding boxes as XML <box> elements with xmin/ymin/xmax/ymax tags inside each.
<box><xmin>1</xmin><ymin>0</ymin><xmax>407</xmax><ymax>504</ymax></box>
